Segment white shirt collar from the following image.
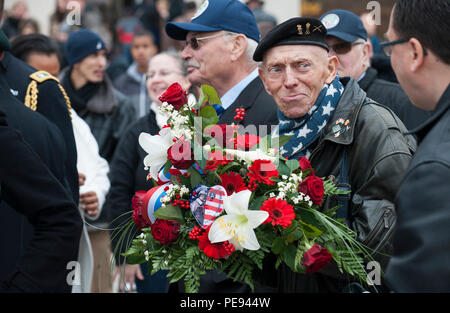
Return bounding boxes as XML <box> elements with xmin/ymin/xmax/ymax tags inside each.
<box><xmin>220</xmin><ymin>68</ymin><xmax>259</xmax><ymax>110</ymax></box>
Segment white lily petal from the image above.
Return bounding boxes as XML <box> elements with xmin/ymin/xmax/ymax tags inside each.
<box><xmin>139</xmin><ymin>132</ymin><xmax>166</xmax><ymax>153</ymax></box>
<box><xmin>228</xmin><ymin>236</ymin><xmax>244</xmax><ymax>251</ymax></box>
<box><xmin>246</xmin><ymin>210</ymin><xmax>269</xmax><ymax>229</ymax></box>
<box><xmin>240</xmin><ymin>227</ymin><xmax>260</xmax><ymax>251</ymax></box>
<box><xmin>208</xmin><ymin>215</ymin><xmax>239</xmax><ymax>244</ymax></box>
<box><xmin>224</xmin><ymin>190</ymin><xmax>252</xmax><ymax>215</ymax></box>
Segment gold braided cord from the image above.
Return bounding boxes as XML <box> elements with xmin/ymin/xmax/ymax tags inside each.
<box><xmin>57</xmin><ymin>83</ymin><xmax>73</xmax><ymax>119</ymax></box>
<box><xmin>24</xmin><ymin>80</ymin><xmax>73</xmax><ymax>120</ymax></box>
<box><xmin>24</xmin><ymin>80</ymin><xmax>38</xmax><ymax>111</ymax></box>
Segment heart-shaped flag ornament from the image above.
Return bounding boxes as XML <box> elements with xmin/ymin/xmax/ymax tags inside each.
<box><xmin>141</xmin><ymin>183</ymin><xmax>170</xmax><ymax>224</ymax></box>
<box><xmin>190</xmin><ymin>185</ymin><xmax>226</xmax><ymax>229</ymax></box>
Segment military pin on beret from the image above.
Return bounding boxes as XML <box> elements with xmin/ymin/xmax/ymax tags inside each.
<box><xmin>253</xmin><ymin>17</ymin><xmax>329</xmax><ymax>62</ymax></box>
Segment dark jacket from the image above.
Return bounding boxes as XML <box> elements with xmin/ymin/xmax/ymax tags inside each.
<box><xmin>358</xmin><ymin>67</ymin><xmax>432</xmax><ymax>130</ymax></box>
<box><xmin>218</xmin><ymin>76</ymin><xmax>278</xmax><ymax>131</ymax></box>
<box><xmin>106</xmin><ymin>112</ymin><xmax>159</xmax><ymax>264</ymax></box>
<box><xmin>1</xmin><ymin>52</ymin><xmax>79</xmax><ymax>205</ymax></box>
<box><xmin>386</xmin><ymin>84</ymin><xmax>450</xmax><ymax>292</ymax></box>
<box><xmin>0</xmin><ymin>109</ymin><xmax>82</xmax><ymax>292</ymax></box>
<box><xmin>278</xmin><ymin>77</ymin><xmax>415</xmax><ymax>292</ymax></box>
<box><xmin>0</xmin><ymin>72</ymin><xmax>80</xmax><ymax>288</ymax></box>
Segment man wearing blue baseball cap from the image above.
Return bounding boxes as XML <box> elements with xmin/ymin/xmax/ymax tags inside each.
<box><xmin>165</xmin><ymin>0</ymin><xmax>278</xmax><ymax>293</ymax></box>
<box><xmin>320</xmin><ymin>9</ymin><xmax>430</xmax><ymax>130</ymax></box>
<box><xmin>165</xmin><ymin>0</ymin><xmax>278</xmax><ymax>130</ymax></box>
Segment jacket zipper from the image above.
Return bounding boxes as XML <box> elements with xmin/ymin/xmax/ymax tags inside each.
<box><xmin>363</xmin><ymin>208</ymin><xmax>392</xmax><ymax>247</ymax></box>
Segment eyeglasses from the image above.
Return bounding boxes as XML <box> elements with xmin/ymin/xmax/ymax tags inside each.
<box><xmin>185</xmin><ymin>33</ymin><xmax>224</xmax><ymax>50</ymax></box>
<box><xmin>328</xmin><ymin>41</ymin><xmax>364</xmax><ymax>55</ymax></box>
<box><xmin>380</xmin><ymin>38</ymin><xmax>428</xmax><ymax>57</ymax></box>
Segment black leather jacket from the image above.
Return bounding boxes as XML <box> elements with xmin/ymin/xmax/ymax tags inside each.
<box><xmin>279</xmin><ymin>77</ymin><xmax>416</xmax><ymax>292</ymax></box>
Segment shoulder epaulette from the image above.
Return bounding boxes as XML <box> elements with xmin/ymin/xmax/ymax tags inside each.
<box><xmin>29</xmin><ymin>70</ymin><xmax>59</xmax><ymax>83</ymax></box>
<box><xmin>24</xmin><ymin>71</ymin><xmax>72</xmax><ymax>119</ymax></box>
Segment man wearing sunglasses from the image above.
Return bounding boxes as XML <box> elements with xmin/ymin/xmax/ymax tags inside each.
<box><xmin>384</xmin><ymin>0</ymin><xmax>450</xmax><ymax>293</ymax></box>
<box><xmin>165</xmin><ymin>0</ymin><xmax>278</xmax><ymax>132</ymax></box>
<box><xmin>165</xmin><ymin>0</ymin><xmax>278</xmax><ymax>293</ymax></box>
<box><xmin>320</xmin><ymin>9</ymin><xmax>429</xmax><ymax>130</ymax></box>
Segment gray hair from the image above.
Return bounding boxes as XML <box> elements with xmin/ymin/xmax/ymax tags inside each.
<box><xmin>224</xmin><ymin>31</ymin><xmax>259</xmax><ymax>66</ymax></box>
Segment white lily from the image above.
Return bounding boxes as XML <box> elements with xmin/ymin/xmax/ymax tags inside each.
<box><xmin>138</xmin><ymin>127</ymin><xmax>174</xmax><ymax>180</ymax></box>
<box><xmin>208</xmin><ymin>190</ymin><xmax>269</xmax><ymax>251</ymax></box>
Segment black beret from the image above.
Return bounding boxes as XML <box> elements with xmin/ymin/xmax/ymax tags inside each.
<box><xmin>253</xmin><ymin>17</ymin><xmax>329</xmax><ymax>62</ymax></box>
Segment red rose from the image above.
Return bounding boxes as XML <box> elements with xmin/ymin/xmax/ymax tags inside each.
<box><xmin>167</xmin><ymin>140</ymin><xmax>195</xmax><ymax>169</ymax></box>
<box><xmin>302</xmin><ymin>244</ymin><xmax>333</xmax><ymax>274</ymax></box>
<box><xmin>150</xmin><ymin>219</ymin><xmax>180</xmax><ymax>246</ymax></box>
<box><xmin>298</xmin><ymin>175</ymin><xmax>324</xmax><ymax>206</ymax></box>
<box><xmin>298</xmin><ymin>156</ymin><xmax>314</xmax><ymax>176</ymax></box>
<box><xmin>260</xmin><ymin>198</ymin><xmax>296</xmax><ymax>228</ymax></box>
<box><xmin>247</xmin><ymin>159</ymin><xmax>279</xmax><ymax>186</ymax></box>
<box><xmin>132</xmin><ymin>190</ymin><xmax>151</xmax><ymax>230</ymax></box>
<box><xmin>158</xmin><ymin>82</ymin><xmax>188</xmax><ymax>110</ymax></box>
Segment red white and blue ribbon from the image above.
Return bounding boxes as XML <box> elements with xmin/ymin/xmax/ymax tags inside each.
<box><xmin>142</xmin><ymin>183</ymin><xmax>170</xmax><ymax>224</ymax></box>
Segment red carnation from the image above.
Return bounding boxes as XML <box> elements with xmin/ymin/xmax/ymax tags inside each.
<box><xmin>302</xmin><ymin>244</ymin><xmax>333</xmax><ymax>274</ymax></box>
<box><xmin>298</xmin><ymin>156</ymin><xmax>314</xmax><ymax>176</ymax></box>
<box><xmin>158</xmin><ymin>82</ymin><xmax>188</xmax><ymax>110</ymax></box>
<box><xmin>220</xmin><ymin>172</ymin><xmax>246</xmax><ymax>196</ymax></box>
<box><xmin>167</xmin><ymin>140</ymin><xmax>195</xmax><ymax>169</ymax></box>
<box><xmin>197</xmin><ymin>226</ymin><xmax>235</xmax><ymax>260</ymax></box>
<box><xmin>298</xmin><ymin>175</ymin><xmax>324</xmax><ymax>206</ymax></box>
<box><xmin>150</xmin><ymin>219</ymin><xmax>180</xmax><ymax>246</ymax></box>
<box><xmin>132</xmin><ymin>190</ymin><xmax>151</xmax><ymax>230</ymax></box>
<box><xmin>247</xmin><ymin>159</ymin><xmax>279</xmax><ymax>186</ymax></box>
<box><xmin>260</xmin><ymin>198</ymin><xmax>296</xmax><ymax>228</ymax></box>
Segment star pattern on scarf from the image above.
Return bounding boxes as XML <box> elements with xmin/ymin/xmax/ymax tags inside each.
<box><xmin>322</xmin><ymin>101</ymin><xmax>335</xmax><ymax>116</ymax></box>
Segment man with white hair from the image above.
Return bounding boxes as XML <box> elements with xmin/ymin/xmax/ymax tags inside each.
<box><xmin>165</xmin><ymin>0</ymin><xmax>278</xmax><ymax>131</ymax></box>
<box><xmin>165</xmin><ymin>0</ymin><xmax>277</xmax><ymax>292</ymax></box>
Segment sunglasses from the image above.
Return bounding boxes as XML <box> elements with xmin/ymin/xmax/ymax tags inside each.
<box><xmin>185</xmin><ymin>33</ymin><xmax>224</xmax><ymax>50</ymax></box>
<box><xmin>328</xmin><ymin>41</ymin><xmax>364</xmax><ymax>55</ymax></box>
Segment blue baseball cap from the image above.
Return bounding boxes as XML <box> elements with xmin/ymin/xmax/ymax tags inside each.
<box><xmin>166</xmin><ymin>0</ymin><xmax>260</xmax><ymax>43</ymax></box>
<box><xmin>320</xmin><ymin>9</ymin><xmax>367</xmax><ymax>42</ymax></box>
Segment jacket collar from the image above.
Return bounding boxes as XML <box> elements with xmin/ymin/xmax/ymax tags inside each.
<box><xmin>357</xmin><ymin>67</ymin><xmax>378</xmax><ymax>92</ymax></box>
<box><xmin>410</xmin><ymin>84</ymin><xmax>450</xmax><ymax>141</ymax></box>
<box><xmin>321</xmin><ymin>76</ymin><xmax>367</xmax><ymax>145</ymax></box>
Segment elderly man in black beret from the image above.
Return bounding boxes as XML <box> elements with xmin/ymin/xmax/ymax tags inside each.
<box><xmin>254</xmin><ymin>17</ymin><xmax>416</xmax><ymax>292</ymax></box>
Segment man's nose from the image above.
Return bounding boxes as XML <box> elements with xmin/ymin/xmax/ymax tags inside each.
<box><xmin>283</xmin><ymin>67</ymin><xmax>298</xmax><ymax>88</ymax></box>
<box><xmin>181</xmin><ymin>44</ymin><xmax>192</xmax><ymax>60</ymax></box>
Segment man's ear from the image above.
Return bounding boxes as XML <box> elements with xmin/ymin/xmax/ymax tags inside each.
<box><xmin>230</xmin><ymin>34</ymin><xmax>247</xmax><ymax>61</ymax></box>
<box><xmin>408</xmin><ymin>38</ymin><xmax>426</xmax><ymax>73</ymax></box>
<box><xmin>258</xmin><ymin>66</ymin><xmax>272</xmax><ymax>96</ymax></box>
<box><xmin>325</xmin><ymin>56</ymin><xmax>338</xmax><ymax>83</ymax></box>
